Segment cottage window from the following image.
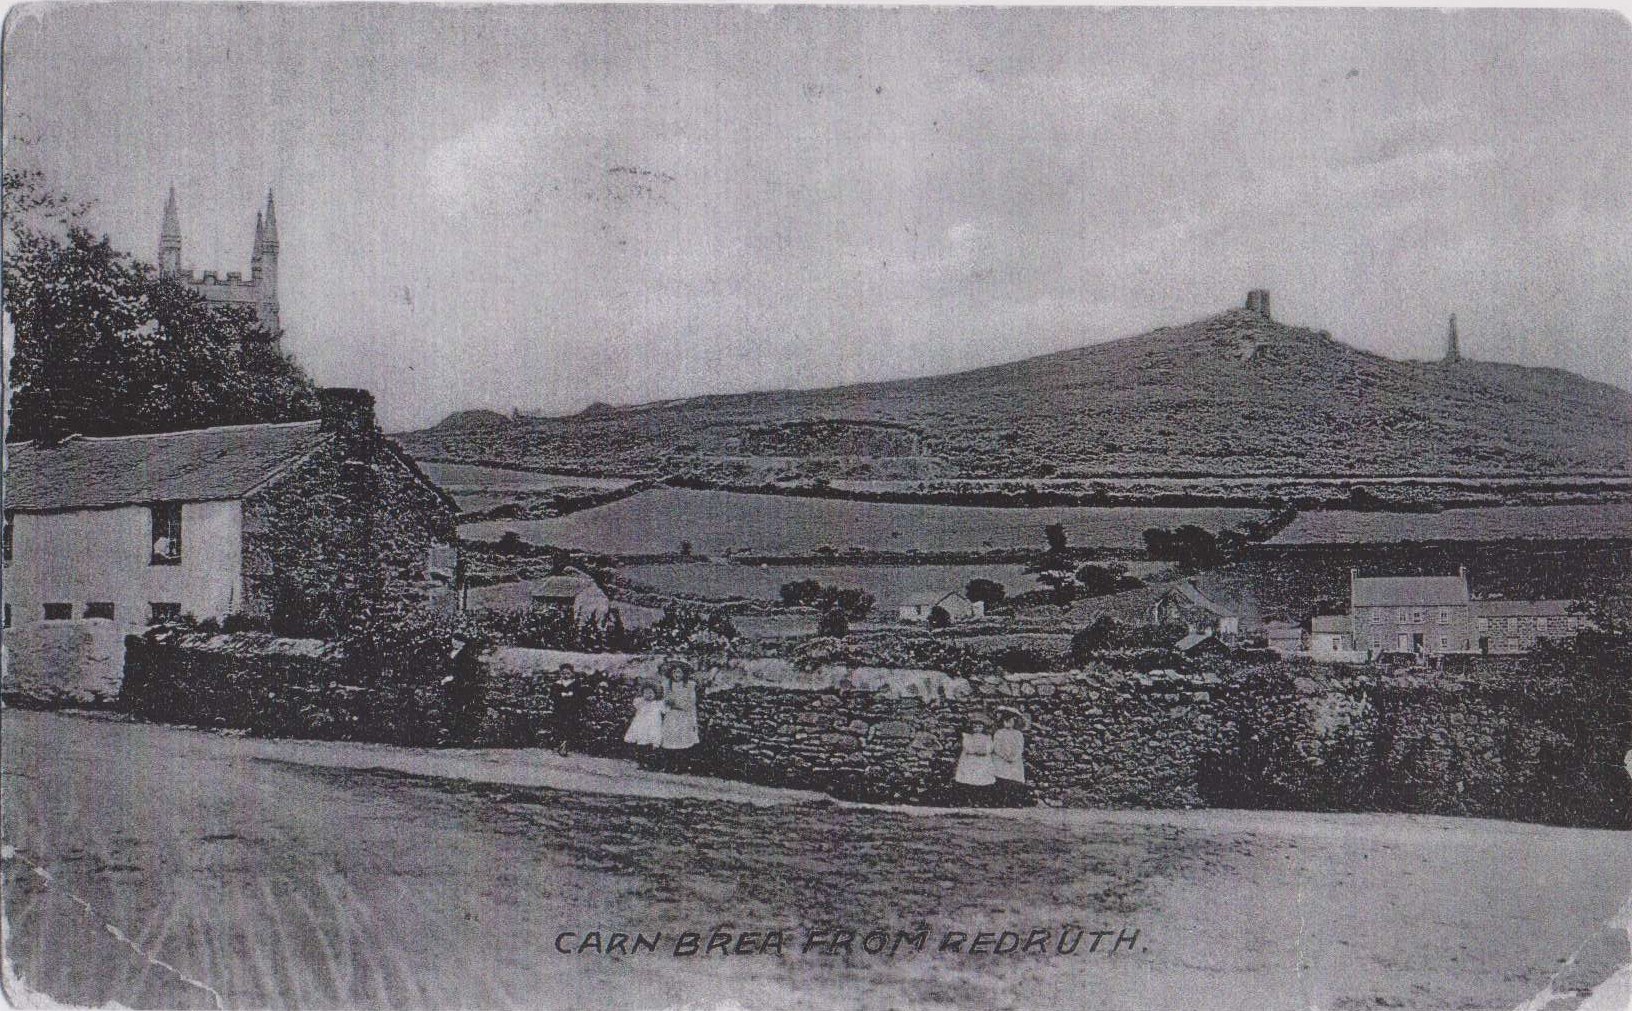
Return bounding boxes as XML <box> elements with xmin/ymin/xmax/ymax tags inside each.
<box><xmin>1438</xmin><ymin>636</ymin><xmax>1449</xmax><ymax>650</ymax></box>
<box><xmin>42</xmin><ymin>603</ymin><xmax>72</xmax><ymax>621</ymax></box>
<box><xmin>83</xmin><ymin>602</ymin><xmax>115</xmax><ymax>620</ymax></box>
<box><xmin>1437</xmin><ymin>608</ymin><xmax>1450</xmax><ymax>624</ymax></box>
<box><xmin>2</xmin><ymin>511</ymin><xmax>12</xmax><ymax>562</ymax></box>
<box><xmin>150</xmin><ymin>503</ymin><xmax>182</xmax><ymax>565</ymax></box>
<box><xmin>148</xmin><ymin>602</ymin><xmax>182</xmax><ymax>624</ymax></box>
<box><xmin>1410</xmin><ymin>609</ymin><xmax>1424</xmax><ymax>624</ymax></box>
<box><xmin>3</xmin><ymin>604</ymin><xmax>10</xmax><ymax>628</ymax></box>
<box><xmin>1369</xmin><ymin>611</ymin><xmax>1380</xmax><ymax>625</ymax></box>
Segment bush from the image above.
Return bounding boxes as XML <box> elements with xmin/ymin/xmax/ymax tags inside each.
<box><xmin>965</xmin><ymin>578</ymin><xmax>1008</xmax><ymax>608</ymax></box>
<box><xmin>778</xmin><ymin>580</ymin><xmax>875</xmax><ymax>619</ymax></box>
<box><xmin>817</xmin><ymin>607</ymin><xmax>850</xmax><ymax>638</ymax></box>
<box><xmin>1075</xmin><ymin>563</ymin><xmax>1140</xmax><ymax>597</ymax></box>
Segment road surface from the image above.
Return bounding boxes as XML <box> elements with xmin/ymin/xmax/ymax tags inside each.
<box><xmin>3</xmin><ymin>709</ymin><xmax>1628</xmax><ymax>1010</ymax></box>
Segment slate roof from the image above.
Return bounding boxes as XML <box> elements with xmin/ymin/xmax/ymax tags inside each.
<box><xmin>1310</xmin><ymin>614</ymin><xmax>1350</xmax><ymax>633</ymax></box>
<box><xmin>4</xmin><ymin>421</ymin><xmax>329</xmax><ymax>512</ymax></box>
<box><xmin>1473</xmin><ymin>599</ymin><xmax>1576</xmax><ymax>618</ymax></box>
<box><xmin>1173</xmin><ymin>581</ymin><xmax>1238</xmax><ymax>617</ymax></box>
<box><xmin>1175</xmin><ymin>630</ymin><xmax>1214</xmax><ymax>651</ymax></box>
<box><xmin>1351</xmin><ymin>574</ymin><xmax>1469</xmax><ymax>608</ymax></box>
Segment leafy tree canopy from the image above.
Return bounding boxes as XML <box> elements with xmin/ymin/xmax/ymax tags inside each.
<box><xmin>4</xmin><ymin>165</ymin><xmax>318</xmax><ymax>442</ymax></box>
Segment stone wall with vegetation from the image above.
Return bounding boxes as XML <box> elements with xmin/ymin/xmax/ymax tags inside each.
<box><xmin>113</xmin><ymin>633</ymin><xmax>1631</xmax><ymax>828</ymax></box>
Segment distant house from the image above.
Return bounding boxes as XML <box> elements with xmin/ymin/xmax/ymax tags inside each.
<box><xmin>2</xmin><ymin>389</ymin><xmax>461</xmax><ymax>673</ymax></box>
<box><xmin>1262</xmin><ymin>621</ymin><xmax>1305</xmax><ymax>656</ymax></box>
<box><xmin>898</xmin><ymin>590</ymin><xmax>984</xmax><ymax>624</ymax></box>
<box><xmin>1150</xmin><ymin>581</ymin><xmax>1242</xmax><ymax>640</ymax></box>
<box><xmin>1349</xmin><ymin>568</ymin><xmax>1474</xmax><ymax>656</ymax></box>
<box><xmin>1307</xmin><ymin>614</ymin><xmax>1360</xmax><ymax>661</ymax></box>
<box><xmin>1472</xmin><ymin>599</ymin><xmax>1586</xmax><ymax>654</ymax></box>
<box><xmin>531</xmin><ymin>572</ymin><xmax>612</xmax><ymax>621</ymax></box>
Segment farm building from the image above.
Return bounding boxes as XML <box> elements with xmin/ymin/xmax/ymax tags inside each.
<box><xmin>2</xmin><ymin>389</ymin><xmax>461</xmax><ymax>688</ymax></box>
<box><xmin>530</xmin><ymin>572</ymin><xmax>612</xmax><ymax>621</ymax></box>
<box><xmin>1307</xmin><ymin>614</ymin><xmax>1363</xmax><ymax>662</ymax></box>
<box><xmin>1472</xmin><ymin>599</ymin><xmax>1586</xmax><ymax>655</ymax></box>
<box><xmin>898</xmin><ymin>590</ymin><xmax>983</xmax><ymax>624</ymax></box>
<box><xmin>1349</xmin><ymin>568</ymin><xmax>1475</xmax><ymax>657</ymax></box>
<box><xmin>1150</xmin><ymin>581</ymin><xmax>1242</xmax><ymax>640</ymax></box>
<box><xmin>1262</xmin><ymin>621</ymin><xmax>1305</xmax><ymax>656</ymax></box>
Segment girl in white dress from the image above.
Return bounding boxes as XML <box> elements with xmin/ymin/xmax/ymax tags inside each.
<box><xmin>953</xmin><ymin>717</ymin><xmax>997</xmax><ymax>806</ymax></box>
<box><xmin>624</xmin><ymin>684</ymin><xmax>665</xmax><ymax>765</ymax></box>
<box><xmin>660</xmin><ymin>667</ymin><xmax>702</xmax><ymax>771</ymax></box>
<box><xmin>992</xmin><ymin>709</ymin><xmax>1032</xmax><ymax>807</ymax></box>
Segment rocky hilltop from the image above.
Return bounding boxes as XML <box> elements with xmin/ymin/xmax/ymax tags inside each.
<box><xmin>398</xmin><ymin>301</ymin><xmax>1632</xmax><ymax>480</ymax></box>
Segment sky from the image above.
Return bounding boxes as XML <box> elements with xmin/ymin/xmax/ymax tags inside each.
<box><xmin>3</xmin><ymin>5</ymin><xmax>1630</xmax><ymax>431</ymax></box>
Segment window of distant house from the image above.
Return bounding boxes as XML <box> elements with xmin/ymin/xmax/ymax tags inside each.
<box><xmin>150</xmin><ymin>503</ymin><xmax>182</xmax><ymax>565</ymax></box>
<box><xmin>84</xmin><ymin>602</ymin><xmax>115</xmax><ymax>620</ymax></box>
<box><xmin>148</xmin><ymin>602</ymin><xmax>182</xmax><ymax>624</ymax></box>
<box><xmin>2</xmin><ymin>510</ymin><xmax>12</xmax><ymax>562</ymax></box>
<box><xmin>42</xmin><ymin>603</ymin><xmax>72</xmax><ymax>621</ymax></box>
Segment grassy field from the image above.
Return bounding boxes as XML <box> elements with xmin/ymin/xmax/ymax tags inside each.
<box><xmin>417</xmin><ymin>462</ymin><xmax>635</xmax><ymax>493</ymax></box>
<box><xmin>5</xmin><ymin>710</ymin><xmax>1627</xmax><ymax>1011</ymax></box>
<box><xmin>1268</xmin><ymin>504</ymin><xmax>1632</xmax><ymax>545</ymax></box>
<box><xmin>623</xmin><ymin>562</ymin><xmax>1041</xmax><ymax>605</ymax></box>
<box><xmin>461</xmin><ymin>488</ymin><xmax>1262</xmax><ymax>557</ymax></box>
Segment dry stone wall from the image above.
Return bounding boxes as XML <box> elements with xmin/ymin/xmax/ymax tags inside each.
<box><xmin>109</xmin><ymin>634</ymin><xmax>1631</xmax><ymax>828</ymax></box>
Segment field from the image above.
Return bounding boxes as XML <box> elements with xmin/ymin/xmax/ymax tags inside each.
<box><xmin>1269</xmin><ymin>504</ymin><xmax>1632</xmax><ymax>545</ymax></box>
<box><xmin>461</xmin><ymin>488</ymin><xmax>1262</xmax><ymax>557</ymax></box>
<box><xmin>5</xmin><ymin>710</ymin><xmax>1627</xmax><ymax>1011</ymax></box>
<box><xmin>416</xmin><ymin>462</ymin><xmax>635</xmax><ymax>493</ymax></box>
<box><xmin>623</xmin><ymin>562</ymin><xmax>1043</xmax><ymax>605</ymax></box>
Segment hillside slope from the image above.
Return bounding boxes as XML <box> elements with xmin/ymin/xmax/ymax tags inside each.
<box><xmin>397</xmin><ymin>307</ymin><xmax>1632</xmax><ymax>479</ymax></box>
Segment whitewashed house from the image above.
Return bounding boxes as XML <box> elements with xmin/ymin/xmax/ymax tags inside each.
<box><xmin>2</xmin><ymin>391</ymin><xmax>460</xmax><ymax>698</ymax></box>
<box><xmin>898</xmin><ymin>590</ymin><xmax>984</xmax><ymax>624</ymax></box>
<box><xmin>530</xmin><ymin>572</ymin><xmax>613</xmax><ymax>621</ymax></box>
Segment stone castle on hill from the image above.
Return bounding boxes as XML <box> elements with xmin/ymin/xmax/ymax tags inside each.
<box><xmin>158</xmin><ymin>188</ymin><xmax>281</xmax><ymax>342</ymax></box>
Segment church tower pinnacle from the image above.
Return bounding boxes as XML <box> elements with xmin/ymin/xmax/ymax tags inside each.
<box><xmin>155</xmin><ymin>187</ymin><xmax>283</xmax><ymax>344</ymax></box>
<box><xmin>1443</xmin><ymin>314</ymin><xmax>1461</xmax><ymax>364</ymax></box>
<box><xmin>258</xmin><ymin>190</ymin><xmax>280</xmax><ymax>334</ymax></box>
<box><xmin>158</xmin><ymin>186</ymin><xmax>182</xmax><ymax>276</ymax></box>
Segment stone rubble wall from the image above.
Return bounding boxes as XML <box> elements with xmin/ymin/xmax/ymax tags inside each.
<box><xmin>106</xmin><ymin>634</ymin><xmax>1632</xmax><ymax>828</ymax></box>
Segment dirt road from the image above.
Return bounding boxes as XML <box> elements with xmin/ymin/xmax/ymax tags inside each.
<box><xmin>3</xmin><ymin>710</ymin><xmax>1627</xmax><ymax>1010</ymax></box>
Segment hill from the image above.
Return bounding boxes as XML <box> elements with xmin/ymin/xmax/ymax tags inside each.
<box><xmin>396</xmin><ymin>304</ymin><xmax>1632</xmax><ymax>480</ymax></box>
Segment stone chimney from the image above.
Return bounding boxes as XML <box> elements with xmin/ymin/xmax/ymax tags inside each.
<box><xmin>1245</xmin><ymin>289</ymin><xmax>1271</xmax><ymax>319</ymax></box>
<box><xmin>318</xmin><ymin>387</ymin><xmax>380</xmax><ymax>460</ymax></box>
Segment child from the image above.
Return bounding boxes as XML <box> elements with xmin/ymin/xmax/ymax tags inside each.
<box><xmin>623</xmin><ymin>684</ymin><xmax>665</xmax><ymax>767</ymax></box>
<box><xmin>953</xmin><ymin>717</ymin><xmax>997</xmax><ymax>806</ymax></box>
<box><xmin>992</xmin><ymin>709</ymin><xmax>1032</xmax><ymax>807</ymax></box>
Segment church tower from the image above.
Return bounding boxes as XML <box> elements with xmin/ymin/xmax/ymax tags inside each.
<box><xmin>1443</xmin><ymin>314</ymin><xmax>1461</xmax><ymax>364</ymax></box>
<box><xmin>257</xmin><ymin>191</ymin><xmax>281</xmax><ymax>335</ymax></box>
<box><xmin>158</xmin><ymin>186</ymin><xmax>182</xmax><ymax>276</ymax></box>
<box><xmin>155</xmin><ymin>188</ymin><xmax>282</xmax><ymax>344</ymax></box>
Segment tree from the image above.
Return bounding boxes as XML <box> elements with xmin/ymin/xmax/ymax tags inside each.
<box><xmin>928</xmin><ymin>605</ymin><xmax>951</xmax><ymax>629</ymax></box>
<box><xmin>4</xmin><ymin>175</ymin><xmax>319</xmax><ymax>441</ymax></box>
<box><xmin>965</xmin><ymin>578</ymin><xmax>1007</xmax><ymax>608</ymax></box>
<box><xmin>1071</xmin><ymin>616</ymin><xmax>1123</xmax><ymax>659</ymax></box>
<box><xmin>817</xmin><ymin>607</ymin><xmax>850</xmax><ymax>638</ymax></box>
<box><xmin>1142</xmin><ymin>525</ymin><xmax>1224</xmax><ymax>569</ymax></box>
<box><xmin>1075</xmin><ymin>562</ymin><xmax>1137</xmax><ymax>597</ymax></box>
<box><xmin>1044</xmin><ymin>523</ymin><xmax>1069</xmax><ymax>555</ymax></box>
